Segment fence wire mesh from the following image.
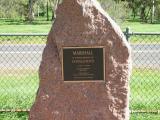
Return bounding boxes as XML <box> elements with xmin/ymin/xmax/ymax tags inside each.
<box><xmin>129</xmin><ymin>33</ymin><xmax>160</xmax><ymax>114</ymax></box>
<box><xmin>0</xmin><ymin>32</ymin><xmax>160</xmax><ymax>117</ymax></box>
<box><xmin>0</xmin><ymin>34</ymin><xmax>47</xmax><ymax>111</ymax></box>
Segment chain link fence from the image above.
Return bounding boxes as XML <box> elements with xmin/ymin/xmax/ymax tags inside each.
<box><xmin>0</xmin><ymin>31</ymin><xmax>160</xmax><ymax>117</ymax></box>
<box><xmin>0</xmin><ymin>34</ymin><xmax>47</xmax><ymax>112</ymax></box>
<box><xmin>128</xmin><ymin>31</ymin><xmax>160</xmax><ymax>116</ymax></box>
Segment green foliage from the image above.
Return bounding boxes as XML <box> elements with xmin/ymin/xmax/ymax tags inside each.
<box><xmin>0</xmin><ymin>0</ymin><xmax>160</xmax><ymax>23</ymax></box>
<box><xmin>127</xmin><ymin>0</ymin><xmax>160</xmax><ymax>23</ymax></box>
<box><xmin>99</xmin><ymin>0</ymin><xmax>130</xmax><ymax>24</ymax></box>
<box><xmin>155</xmin><ymin>4</ymin><xmax>160</xmax><ymax>21</ymax></box>
<box><xmin>0</xmin><ymin>0</ymin><xmax>27</xmax><ymax>19</ymax></box>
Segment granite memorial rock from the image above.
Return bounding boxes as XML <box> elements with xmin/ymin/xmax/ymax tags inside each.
<box><xmin>29</xmin><ymin>0</ymin><xmax>132</xmax><ymax>120</ymax></box>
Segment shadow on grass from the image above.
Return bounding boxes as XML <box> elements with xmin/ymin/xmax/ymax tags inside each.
<box><xmin>17</xmin><ymin>112</ymin><xmax>28</xmax><ymax>119</ymax></box>
<box><xmin>0</xmin><ymin>112</ymin><xmax>28</xmax><ymax>120</ymax></box>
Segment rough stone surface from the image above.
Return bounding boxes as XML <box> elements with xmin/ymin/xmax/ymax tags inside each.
<box><xmin>29</xmin><ymin>0</ymin><xmax>131</xmax><ymax>120</ymax></box>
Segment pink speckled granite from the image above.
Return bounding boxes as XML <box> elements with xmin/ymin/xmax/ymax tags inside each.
<box><xmin>29</xmin><ymin>0</ymin><xmax>132</xmax><ymax>120</ymax></box>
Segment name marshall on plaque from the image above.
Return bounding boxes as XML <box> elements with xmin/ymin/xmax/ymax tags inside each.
<box><xmin>62</xmin><ymin>47</ymin><xmax>105</xmax><ymax>81</ymax></box>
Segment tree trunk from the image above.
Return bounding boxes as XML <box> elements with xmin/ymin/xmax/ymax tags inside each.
<box><xmin>151</xmin><ymin>0</ymin><xmax>155</xmax><ymax>23</ymax></box>
<box><xmin>51</xmin><ymin>10</ymin><xmax>55</xmax><ymax>20</ymax></box>
<box><xmin>132</xmin><ymin>7</ymin><xmax>136</xmax><ymax>19</ymax></box>
<box><xmin>47</xmin><ymin>1</ymin><xmax>49</xmax><ymax>21</ymax></box>
<box><xmin>140</xmin><ymin>7</ymin><xmax>145</xmax><ymax>21</ymax></box>
<box><xmin>28</xmin><ymin>0</ymin><xmax>35</xmax><ymax>22</ymax></box>
<box><xmin>51</xmin><ymin>0</ymin><xmax>60</xmax><ymax>20</ymax></box>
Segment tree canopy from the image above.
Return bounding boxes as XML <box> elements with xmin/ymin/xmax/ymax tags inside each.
<box><xmin>0</xmin><ymin>0</ymin><xmax>160</xmax><ymax>23</ymax></box>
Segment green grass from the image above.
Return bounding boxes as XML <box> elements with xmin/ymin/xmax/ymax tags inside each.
<box><xmin>122</xmin><ymin>21</ymin><xmax>160</xmax><ymax>44</ymax></box>
<box><xmin>0</xmin><ymin>113</ymin><xmax>160</xmax><ymax>120</ymax></box>
<box><xmin>0</xmin><ymin>35</ymin><xmax>47</xmax><ymax>44</ymax></box>
<box><xmin>0</xmin><ymin>68</ymin><xmax>160</xmax><ymax>119</ymax></box>
<box><xmin>0</xmin><ymin>19</ymin><xmax>52</xmax><ymax>33</ymax></box>
<box><xmin>0</xmin><ymin>19</ymin><xmax>160</xmax><ymax>33</ymax></box>
<box><xmin>0</xmin><ymin>69</ymin><xmax>39</xmax><ymax>110</ymax></box>
<box><xmin>130</xmin><ymin>68</ymin><xmax>160</xmax><ymax>110</ymax></box>
<box><xmin>129</xmin><ymin>35</ymin><xmax>160</xmax><ymax>44</ymax></box>
<box><xmin>0</xmin><ymin>33</ymin><xmax>159</xmax><ymax>44</ymax></box>
<box><xmin>122</xmin><ymin>21</ymin><xmax>160</xmax><ymax>32</ymax></box>
<box><xmin>0</xmin><ymin>112</ymin><xmax>28</xmax><ymax>120</ymax></box>
<box><xmin>130</xmin><ymin>113</ymin><xmax>160</xmax><ymax>120</ymax></box>
<box><xmin>0</xmin><ymin>19</ymin><xmax>49</xmax><ymax>44</ymax></box>
<box><xmin>0</xmin><ymin>19</ymin><xmax>160</xmax><ymax>44</ymax></box>
<box><xmin>0</xmin><ymin>24</ymin><xmax>51</xmax><ymax>33</ymax></box>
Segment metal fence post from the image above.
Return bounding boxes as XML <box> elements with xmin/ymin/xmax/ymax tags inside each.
<box><xmin>125</xmin><ymin>27</ymin><xmax>130</xmax><ymax>42</ymax></box>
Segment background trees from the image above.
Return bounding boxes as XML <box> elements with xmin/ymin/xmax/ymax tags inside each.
<box><xmin>127</xmin><ymin>0</ymin><xmax>160</xmax><ymax>23</ymax></box>
<box><xmin>0</xmin><ymin>0</ymin><xmax>160</xmax><ymax>23</ymax></box>
<box><xmin>0</xmin><ymin>0</ymin><xmax>27</xmax><ymax>19</ymax></box>
<box><xmin>28</xmin><ymin>0</ymin><xmax>37</xmax><ymax>21</ymax></box>
<box><xmin>99</xmin><ymin>0</ymin><xmax>129</xmax><ymax>23</ymax></box>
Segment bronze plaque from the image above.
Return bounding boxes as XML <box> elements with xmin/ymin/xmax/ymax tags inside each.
<box><xmin>62</xmin><ymin>47</ymin><xmax>105</xmax><ymax>82</ymax></box>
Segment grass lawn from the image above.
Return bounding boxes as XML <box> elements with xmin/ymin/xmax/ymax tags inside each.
<box><xmin>0</xmin><ymin>19</ymin><xmax>160</xmax><ymax>33</ymax></box>
<box><xmin>0</xmin><ymin>68</ymin><xmax>160</xmax><ymax>119</ymax></box>
<box><xmin>130</xmin><ymin>113</ymin><xmax>160</xmax><ymax>120</ymax></box>
<box><xmin>0</xmin><ymin>112</ymin><xmax>28</xmax><ymax>120</ymax></box>
<box><xmin>0</xmin><ymin>24</ymin><xmax>51</xmax><ymax>33</ymax></box>
<box><xmin>0</xmin><ymin>33</ymin><xmax>159</xmax><ymax>44</ymax></box>
<box><xmin>0</xmin><ymin>19</ymin><xmax>52</xmax><ymax>33</ymax></box>
<box><xmin>0</xmin><ymin>113</ymin><xmax>160</xmax><ymax>120</ymax></box>
<box><xmin>122</xmin><ymin>21</ymin><xmax>160</xmax><ymax>32</ymax></box>
<box><xmin>129</xmin><ymin>35</ymin><xmax>160</xmax><ymax>44</ymax></box>
<box><xmin>0</xmin><ymin>69</ymin><xmax>39</xmax><ymax>110</ymax></box>
<box><xmin>0</xmin><ymin>35</ymin><xmax>47</xmax><ymax>44</ymax></box>
<box><xmin>0</xmin><ymin>19</ymin><xmax>160</xmax><ymax>44</ymax></box>
<box><xmin>130</xmin><ymin>68</ymin><xmax>160</xmax><ymax>110</ymax></box>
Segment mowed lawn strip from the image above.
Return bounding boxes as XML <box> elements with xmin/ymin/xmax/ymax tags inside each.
<box><xmin>0</xmin><ymin>19</ymin><xmax>52</xmax><ymax>33</ymax></box>
<box><xmin>1</xmin><ymin>19</ymin><xmax>160</xmax><ymax>33</ymax></box>
<box><xmin>122</xmin><ymin>21</ymin><xmax>160</xmax><ymax>32</ymax></box>
<box><xmin>0</xmin><ymin>20</ymin><xmax>160</xmax><ymax>44</ymax></box>
<box><xmin>0</xmin><ymin>24</ymin><xmax>51</xmax><ymax>33</ymax></box>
